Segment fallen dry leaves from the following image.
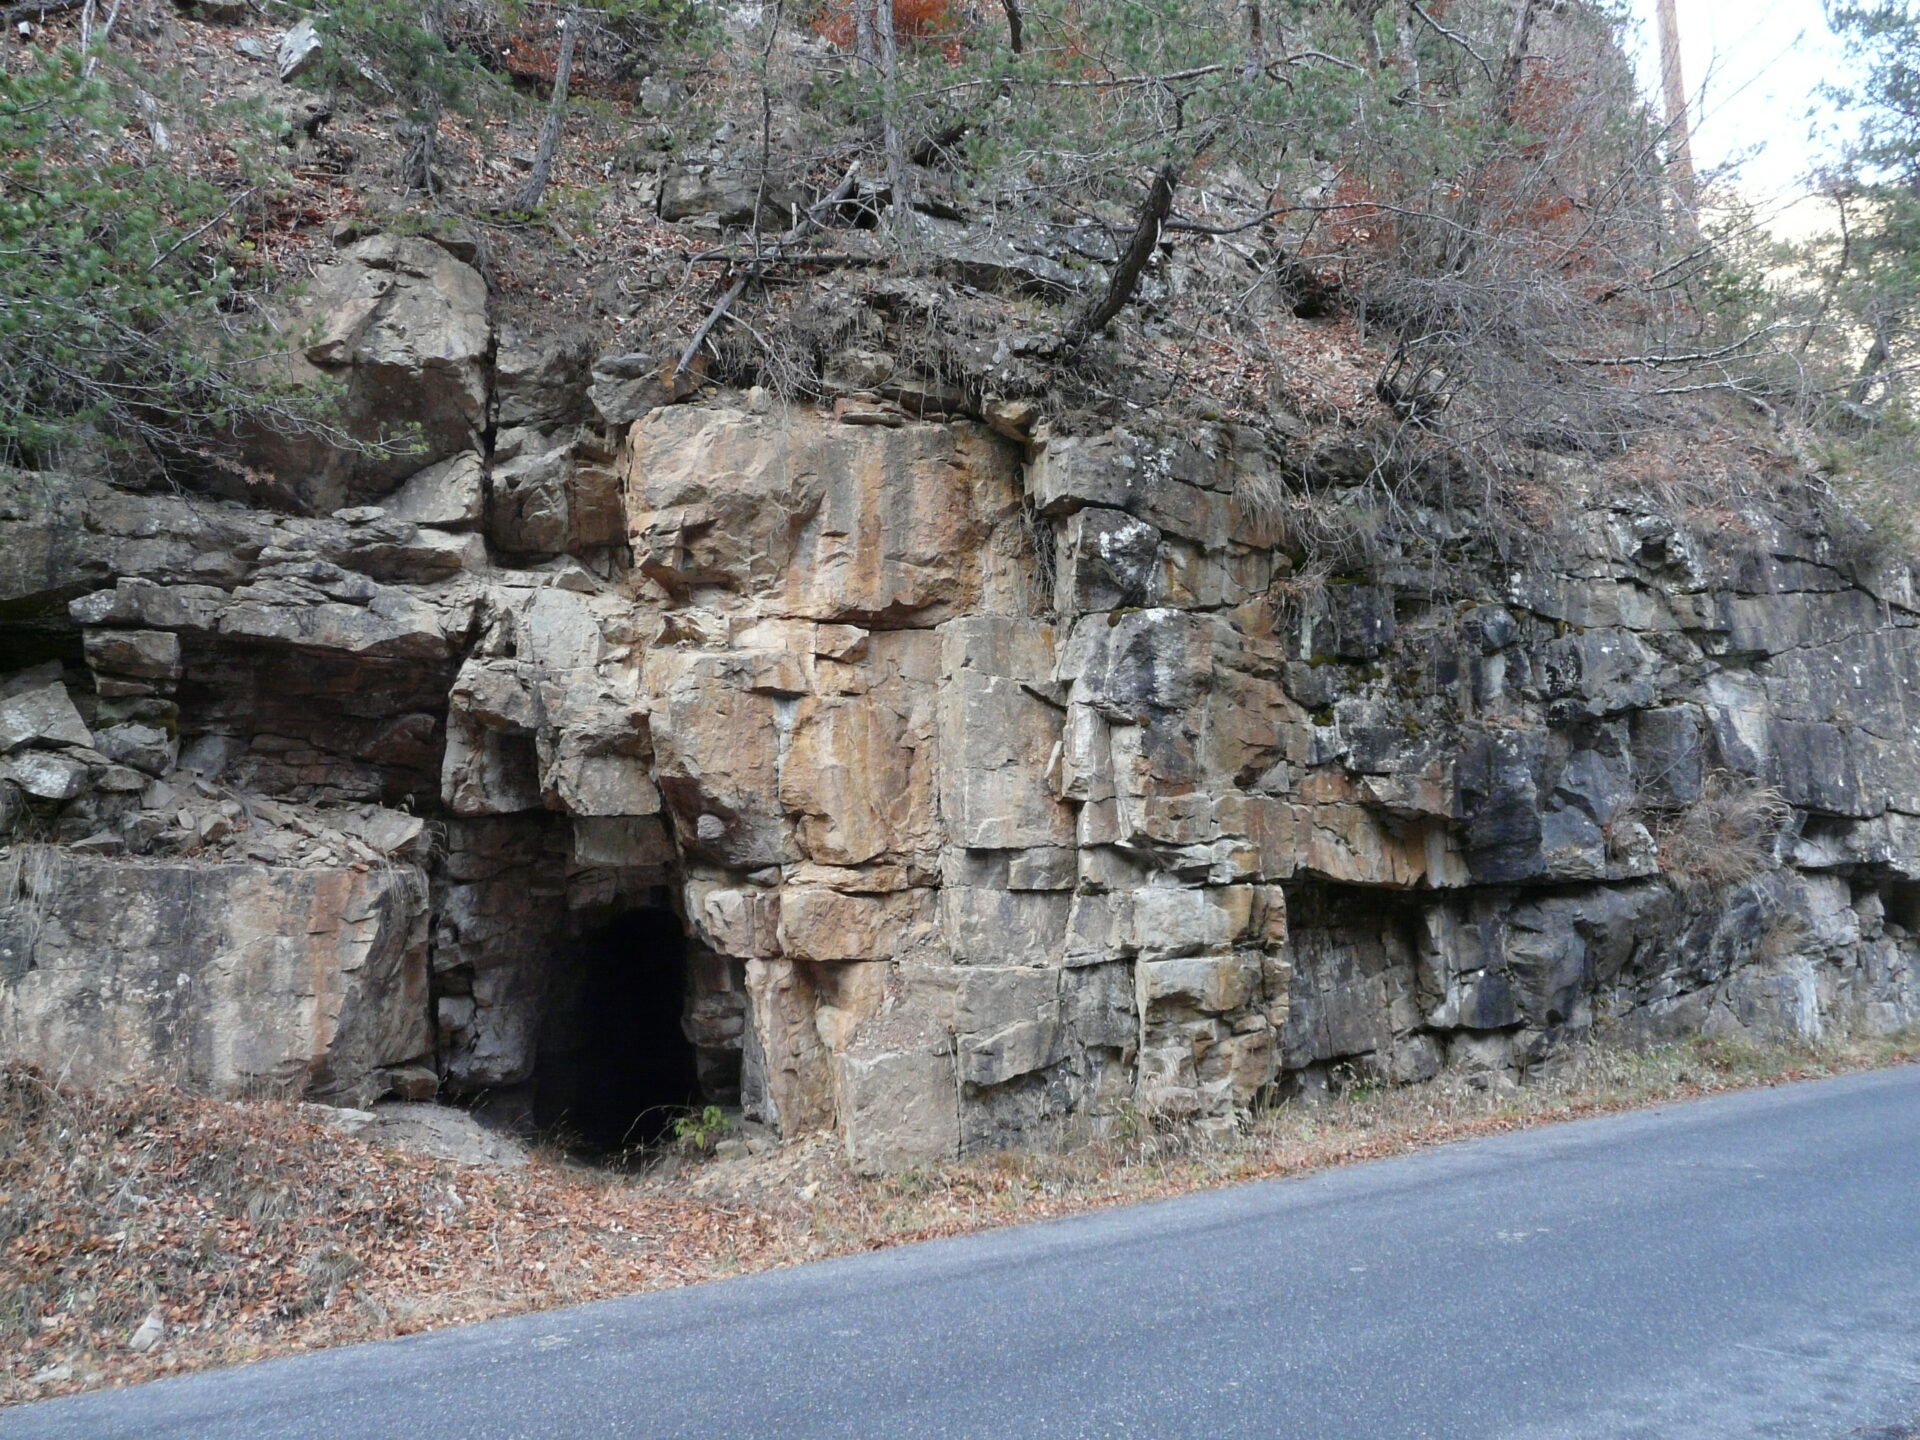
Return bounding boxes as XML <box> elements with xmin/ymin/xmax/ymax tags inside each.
<box><xmin>7</xmin><ymin>1029</ymin><xmax>1919</xmax><ymax>1410</ymax></box>
<box><xmin>0</xmin><ymin>1069</ymin><xmax>801</xmax><ymax>1408</ymax></box>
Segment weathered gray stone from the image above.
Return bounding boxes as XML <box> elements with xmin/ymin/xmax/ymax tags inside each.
<box><xmin>0</xmin><ymin>682</ymin><xmax>90</xmax><ymax>752</ymax></box>
<box><xmin>277</xmin><ymin>18</ymin><xmax>321</xmax><ymax>79</ymax></box>
<box><xmin>494</xmin><ymin>324</ymin><xmax>594</xmax><ymax>428</ymax></box>
<box><xmin>238</xmin><ymin>234</ymin><xmax>491</xmax><ymax>511</ymax></box>
<box><xmin>94</xmin><ymin>723</ymin><xmax>177</xmax><ymax>777</ymax></box>
<box><xmin>589</xmin><ymin>352</ymin><xmax>675</xmax><ymax>429</ymax></box>
<box><xmin>385</xmin><ymin>452</ymin><xmax>485</xmax><ymax>530</ymax></box>
<box><xmin>658</xmin><ymin>166</ymin><xmax>794</xmax><ymax>225</ymax></box>
<box><xmin>1</xmin><ymin>751</ymin><xmax>88</xmax><ymax>800</ymax></box>
<box><xmin>0</xmin><ymin>850</ymin><xmax>430</xmax><ymax>1105</ymax></box>
<box><xmin>84</xmin><ymin>629</ymin><xmax>182</xmax><ymax>681</ymax></box>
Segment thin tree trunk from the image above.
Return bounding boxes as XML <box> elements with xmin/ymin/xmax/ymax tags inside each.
<box><xmin>1396</xmin><ymin>1</ymin><xmax>1419</xmax><ymax>99</ymax></box>
<box><xmin>1061</xmin><ymin>164</ymin><xmax>1178</xmax><ymax>352</ymax></box>
<box><xmin>1848</xmin><ymin>311</ymin><xmax>1896</xmax><ymax>407</ymax></box>
<box><xmin>1244</xmin><ymin>2</ymin><xmax>1264</xmax><ymax>78</ymax></box>
<box><xmin>514</xmin><ymin>7</ymin><xmax>581</xmax><ymax>215</ymax></box>
<box><xmin>1001</xmin><ymin>0</ymin><xmax>1023</xmax><ymax>53</ymax></box>
<box><xmin>1493</xmin><ymin>0</ymin><xmax>1538</xmax><ymax>121</ymax></box>
<box><xmin>854</xmin><ymin>0</ymin><xmax>873</xmax><ymax>66</ymax></box>
<box><xmin>874</xmin><ymin>0</ymin><xmax>909</xmax><ymax>223</ymax></box>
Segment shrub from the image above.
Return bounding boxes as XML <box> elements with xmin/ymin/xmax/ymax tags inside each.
<box><xmin>671</xmin><ymin>1104</ymin><xmax>732</xmax><ymax>1155</ymax></box>
<box><xmin>0</xmin><ymin>50</ymin><xmax>338</xmax><ymax>469</ymax></box>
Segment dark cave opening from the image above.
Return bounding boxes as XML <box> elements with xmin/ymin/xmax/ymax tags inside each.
<box><xmin>534</xmin><ymin>906</ymin><xmax>705</xmax><ymax>1153</ymax></box>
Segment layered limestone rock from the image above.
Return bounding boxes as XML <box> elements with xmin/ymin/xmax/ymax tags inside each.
<box><xmin>4</xmin><ymin>228</ymin><xmax>1919</xmax><ymax>1170</ymax></box>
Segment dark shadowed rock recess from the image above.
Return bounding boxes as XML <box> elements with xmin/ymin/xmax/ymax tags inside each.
<box><xmin>4</xmin><ymin>236</ymin><xmax>1917</xmax><ymax>1171</ymax></box>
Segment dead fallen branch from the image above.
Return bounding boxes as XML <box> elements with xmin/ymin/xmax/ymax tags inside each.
<box><xmin>673</xmin><ymin>161</ymin><xmax>860</xmax><ymax>378</ymax></box>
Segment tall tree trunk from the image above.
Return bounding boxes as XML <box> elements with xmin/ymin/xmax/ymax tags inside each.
<box><xmin>514</xmin><ymin>6</ymin><xmax>581</xmax><ymax>215</ymax></box>
<box><xmin>1244</xmin><ymin>2</ymin><xmax>1264</xmax><ymax>78</ymax></box>
<box><xmin>874</xmin><ymin>0</ymin><xmax>909</xmax><ymax>223</ymax></box>
<box><xmin>1395</xmin><ymin>1</ymin><xmax>1419</xmax><ymax>99</ymax></box>
<box><xmin>1848</xmin><ymin>311</ymin><xmax>1897</xmax><ymax>407</ymax></box>
<box><xmin>1001</xmin><ymin>0</ymin><xmax>1023</xmax><ymax>54</ymax></box>
<box><xmin>1655</xmin><ymin>0</ymin><xmax>1698</xmax><ymax>237</ymax></box>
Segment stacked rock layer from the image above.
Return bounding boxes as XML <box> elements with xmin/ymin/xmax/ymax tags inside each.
<box><xmin>4</xmin><ymin>231</ymin><xmax>1917</xmax><ymax>1170</ymax></box>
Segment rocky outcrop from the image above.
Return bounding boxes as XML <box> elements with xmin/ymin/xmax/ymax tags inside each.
<box><xmin>4</xmin><ymin>226</ymin><xmax>1918</xmax><ymax>1171</ymax></box>
<box><xmin>247</xmin><ymin>233</ymin><xmax>491</xmax><ymax>514</ymax></box>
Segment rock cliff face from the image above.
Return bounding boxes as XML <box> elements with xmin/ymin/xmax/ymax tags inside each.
<box><xmin>3</xmin><ymin>230</ymin><xmax>1917</xmax><ymax>1169</ymax></box>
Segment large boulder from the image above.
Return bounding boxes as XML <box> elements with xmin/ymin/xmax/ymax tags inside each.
<box><xmin>0</xmin><ymin>849</ymin><xmax>432</xmax><ymax>1105</ymax></box>
<box><xmin>237</xmin><ymin>234</ymin><xmax>492</xmax><ymax>513</ymax></box>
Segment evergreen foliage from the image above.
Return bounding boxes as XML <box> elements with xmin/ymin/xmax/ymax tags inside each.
<box><xmin>1819</xmin><ymin>1</ymin><xmax>1920</xmax><ymax>409</ymax></box>
<box><xmin>0</xmin><ymin>49</ymin><xmax>334</xmax><ymax>468</ymax></box>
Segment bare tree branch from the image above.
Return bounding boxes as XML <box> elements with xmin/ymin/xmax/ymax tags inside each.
<box><xmin>674</xmin><ymin>162</ymin><xmax>862</xmax><ymax>379</ymax></box>
<box><xmin>1406</xmin><ymin>0</ymin><xmax>1493</xmax><ymax>83</ymax></box>
<box><xmin>929</xmin><ymin>50</ymin><xmax>1361</xmax><ymax>98</ymax></box>
<box><xmin>1566</xmin><ymin>322</ymin><xmax>1797</xmax><ymax>368</ymax></box>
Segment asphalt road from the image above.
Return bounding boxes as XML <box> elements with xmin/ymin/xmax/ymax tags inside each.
<box><xmin>8</xmin><ymin>1067</ymin><xmax>1920</xmax><ymax>1440</ymax></box>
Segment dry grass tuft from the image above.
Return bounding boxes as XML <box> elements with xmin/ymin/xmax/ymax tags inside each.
<box><xmin>1654</xmin><ymin>771</ymin><xmax>1792</xmax><ymax>891</ymax></box>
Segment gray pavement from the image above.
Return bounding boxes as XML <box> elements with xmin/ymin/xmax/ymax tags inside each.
<box><xmin>7</xmin><ymin>1066</ymin><xmax>1920</xmax><ymax>1439</ymax></box>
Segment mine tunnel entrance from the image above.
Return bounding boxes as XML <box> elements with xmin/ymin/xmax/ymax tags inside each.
<box><xmin>534</xmin><ymin>906</ymin><xmax>705</xmax><ymax>1153</ymax></box>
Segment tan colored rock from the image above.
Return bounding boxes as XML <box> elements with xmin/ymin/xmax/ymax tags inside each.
<box><xmin>782</xmin><ymin>631</ymin><xmax>940</xmax><ymax>867</ymax></box>
<box><xmin>625</xmin><ymin>406</ymin><xmax>1029</xmax><ymax>623</ymax></box>
<box><xmin>688</xmin><ymin>882</ymin><xmax>782</xmax><ymax>959</ymax></box>
<box><xmin>938</xmin><ymin>617</ymin><xmax>1074</xmax><ymax>850</ymax></box>
<box><xmin>647</xmin><ymin>649</ymin><xmax>798</xmax><ymax>869</ymax></box>
<box><xmin>742</xmin><ymin>959</ymin><xmax>833</xmax><ymax>1132</ymax></box>
<box><xmin>778</xmin><ymin>886</ymin><xmax>935</xmax><ymax>963</ymax></box>
<box><xmin>308</xmin><ymin>237</ymin><xmax>490</xmax><ymax>478</ymax></box>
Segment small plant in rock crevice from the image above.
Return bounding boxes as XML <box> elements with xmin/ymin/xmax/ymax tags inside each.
<box><xmin>671</xmin><ymin>1104</ymin><xmax>733</xmax><ymax>1155</ymax></box>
